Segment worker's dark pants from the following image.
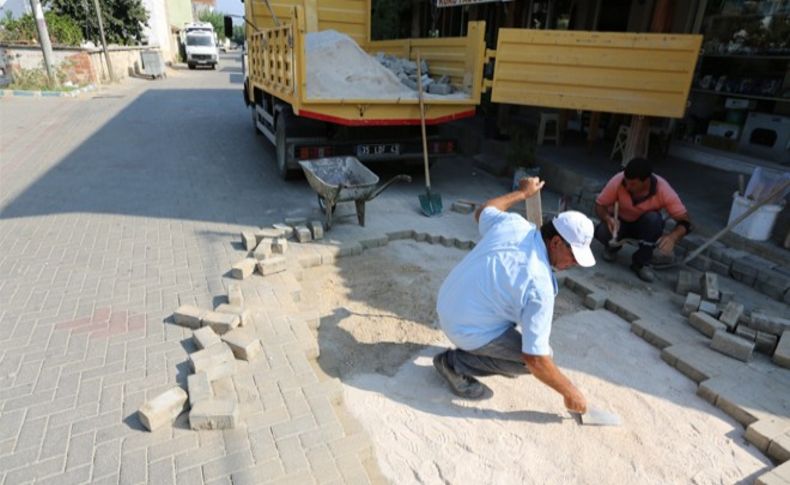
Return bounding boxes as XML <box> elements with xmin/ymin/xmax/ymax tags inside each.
<box><xmin>448</xmin><ymin>326</ymin><xmax>532</xmax><ymax>378</ymax></box>
<box><xmin>594</xmin><ymin>211</ymin><xmax>665</xmax><ymax>268</ymax></box>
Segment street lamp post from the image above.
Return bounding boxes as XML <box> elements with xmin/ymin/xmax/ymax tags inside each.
<box><xmin>29</xmin><ymin>0</ymin><xmax>58</xmax><ymax>87</ymax></box>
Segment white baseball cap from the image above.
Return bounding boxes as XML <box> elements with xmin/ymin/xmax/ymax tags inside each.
<box><xmin>552</xmin><ymin>211</ymin><xmax>596</xmax><ymax>268</ymax></box>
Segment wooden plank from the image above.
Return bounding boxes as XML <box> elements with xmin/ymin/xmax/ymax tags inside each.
<box><xmin>498</xmin><ymin>29</ymin><xmax>702</xmax><ymax>51</ymax></box>
<box><xmin>495</xmin><ymin>65</ymin><xmax>689</xmax><ymax>93</ymax></box>
<box><xmin>495</xmin><ymin>45</ymin><xmax>697</xmax><ymax>72</ymax></box>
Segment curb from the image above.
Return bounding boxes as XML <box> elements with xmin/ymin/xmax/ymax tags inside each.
<box><xmin>0</xmin><ymin>83</ymin><xmax>97</xmax><ymax>98</ymax></box>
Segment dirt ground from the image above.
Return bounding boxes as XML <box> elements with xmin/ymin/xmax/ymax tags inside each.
<box><xmin>303</xmin><ymin>241</ymin><xmax>770</xmax><ymax>484</ymax></box>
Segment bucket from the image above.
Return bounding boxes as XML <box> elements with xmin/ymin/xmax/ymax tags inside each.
<box><xmin>727</xmin><ymin>192</ymin><xmax>783</xmax><ymax>241</ymax></box>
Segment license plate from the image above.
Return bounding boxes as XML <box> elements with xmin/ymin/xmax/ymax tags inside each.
<box><xmin>356</xmin><ymin>144</ymin><xmax>400</xmax><ymax>157</ymax></box>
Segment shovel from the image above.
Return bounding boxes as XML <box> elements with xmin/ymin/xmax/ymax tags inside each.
<box><xmin>570</xmin><ymin>405</ymin><xmax>622</xmax><ymax>427</ymax></box>
<box><xmin>416</xmin><ymin>52</ymin><xmax>442</xmax><ymax>217</ymax></box>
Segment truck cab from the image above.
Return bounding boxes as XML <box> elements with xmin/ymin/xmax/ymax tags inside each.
<box><xmin>183</xmin><ymin>22</ymin><xmax>218</xmax><ymax>70</ymax></box>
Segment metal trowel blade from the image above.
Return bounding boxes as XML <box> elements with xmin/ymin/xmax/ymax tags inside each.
<box><xmin>572</xmin><ymin>405</ymin><xmax>622</xmax><ymax>427</ymax></box>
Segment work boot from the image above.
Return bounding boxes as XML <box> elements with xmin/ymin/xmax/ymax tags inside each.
<box><xmin>630</xmin><ymin>263</ymin><xmax>656</xmax><ymax>283</ymax></box>
<box><xmin>433</xmin><ymin>351</ymin><xmax>486</xmax><ymax>400</ymax></box>
<box><xmin>602</xmin><ymin>246</ymin><xmax>618</xmax><ymax>262</ymax></box>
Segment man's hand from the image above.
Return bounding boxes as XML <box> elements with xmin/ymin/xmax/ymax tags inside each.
<box><xmin>656</xmin><ymin>234</ymin><xmax>676</xmax><ymax>255</ymax></box>
<box><xmin>564</xmin><ymin>388</ymin><xmax>588</xmax><ymax>414</ymax></box>
<box><xmin>606</xmin><ymin>216</ymin><xmax>620</xmax><ymax>240</ymax></box>
<box><xmin>518</xmin><ymin>177</ymin><xmax>545</xmax><ymax>200</ymax></box>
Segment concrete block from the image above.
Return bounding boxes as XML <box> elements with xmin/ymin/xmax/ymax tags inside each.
<box><xmin>718</xmin><ymin>302</ymin><xmax>743</xmax><ymax>330</ymax></box>
<box><xmin>428</xmin><ymin>234</ymin><xmax>441</xmax><ymax>244</ymax></box>
<box><xmin>253</xmin><ymin>239</ymin><xmax>274</xmax><ymax>260</ymax></box>
<box><xmin>719</xmin><ymin>290</ymin><xmax>734</xmax><ymax>305</ymax></box>
<box><xmin>285</xmin><ymin>217</ymin><xmax>308</xmax><ymax>227</ymax></box>
<box><xmin>204</xmin><ymin>359</ymin><xmax>236</xmax><ymax>382</ymax></box>
<box><xmin>755</xmin><ymin>331</ymin><xmax>778</xmax><ymax>355</ymax></box>
<box><xmin>603</xmin><ymin>299</ymin><xmax>640</xmax><ymax>322</ymax></box>
<box><xmin>688</xmin><ymin>312</ymin><xmax>727</xmax><ymax>338</ymax></box>
<box><xmin>294</xmin><ymin>225</ymin><xmax>312</xmax><ymax>243</ymax></box>
<box><xmin>309</xmin><ymin>221</ymin><xmax>324</xmax><ymax>240</ymax></box>
<box><xmin>439</xmin><ymin>235</ymin><xmax>456</xmax><ymax>248</ymax></box>
<box><xmin>698</xmin><ymin>300</ymin><xmax>719</xmax><ymax>317</ymax></box>
<box><xmin>455</xmin><ymin>239</ymin><xmax>475</xmax><ymax>250</ymax></box>
<box><xmin>256</xmin><ymin>228</ymin><xmax>284</xmax><ymax>244</ymax></box>
<box><xmin>202</xmin><ymin>311</ymin><xmax>240</xmax><ymax>334</ymax></box>
<box><xmin>745</xmin><ymin>418</ymin><xmax>790</xmax><ymax>453</ymax></box>
<box><xmin>360</xmin><ymin>236</ymin><xmax>388</xmax><ymax>249</ymax></box>
<box><xmin>137</xmin><ymin>387</ymin><xmax>187</xmax><ymax>431</ymax></box>
<box><xmin>215</xmin><ymin>303</ymin><xmax>253</xmax><ymax>326</ymax></box>
<box><xmin>173</xmin><ymin>305</ymin><xmax>206</xmax><ymax>329</ymax></box>
<box><xmin>187</xmin><ymin>372</ymin><xmax>212</xmax><ymax>406</ymax></box>
<box><xmin>272</xmin><ymin>237</ymin><xmax>289</xmax><ymax>254</ymax></box>
<box><xmin>413</xmin><ymin>232</ymin><xmax>428</xmax><ymax>242</ymax></box>
<box><xmin>189</xmin><ymin>344</ymin><xmax>235</xmax><ymax>374</ymax></box>
<box><xmin>428</xmin><ymin>82</ymin><xmax>452</xmax><ymax>95</ymax></box>
<box><xmin>227</xmin><ymin>283</ymin><xmax>243</xmax><ymax>307</ymax></box>
<box><xmin>272</xmin><ymin>224</ymin><xmax>294</xmax><ymax>238</ymax></box>
<box><xmin>583</xmin><ymin>292</ymin><xmax>607</xmax><ymax>310</ymax></box>
<box><xmin>767</xmin><ymin>432</ymin><xmax>790</xmax><ymax>463</ymax></box>
<box><xmin>212</xmin><ymin>376</ymin><xmax>236</xmax><ymax>399</ymax></box>
<box><xmin>192</xmin><ymin>326</ymin><xmax>221</xmax><ymax>350</ymax></box>
<box><xmin>751</xmin><ymin>313</ymin><xmax>790</xmax><ymax>337</ymax></box>
<box><xmin>675</xmin><ymin>271</ymin><xmax>694</xmax><ymax>295</ymax></box>
<box><xmin>451</xmin><ymin>201</ymin><xmax>474</xmax><ymax>214</ymax></box>
<box><xmin>338</xmin><ymin>242</ymin><xmax>363</xmax><ymax>257</ymax></box>
<box><xmin>386</xmin><ymin>230</ymin><xmax>415</xmax><ymax>241</ymax></box>
<box><xmin>700</xmin><ymin>272</ymin><xmax>720</xmax><ymax>301</ymax></box>
<box><xmin>221</xmin><ymin>328</ymin><xmax>263</xmax><ymax>361</ymax></box>
<box><xmin>631</xmin><ymin>319</ymin><xmax>672</xmax><ymax>349</ymax></box>
<box><xmin>774</xmin><ymin>331</ymin><xmax>790</xmax><ymax>368</ymax></box>
<box><xmin>241</xmin><ymin>231</ymin><xmax>257</xmax><ymax>251</ymax></box>
<box><xmin>257</xmin><ymin>255</ymin><xmax>287</xmax><ymax>276</ymax></box>
<box><xmin>710</xmin><ymin>330</ymin><xmax>754</xmax><ymax>362</ymax></box>
<box><xmin>756</xmin><ymin>462</ymin><xmax>790</xmax><ymax>485</ymax></box>
<box><xmin>682</xmin><ymin>292</ymin><xmax>701</xmax><ymax>316</ymax></box>
<box><xmin>735</xmin><ymin>325</ymin><xmax>757</xmax><ymax>342</ymax></box>
<box><xmin>231</xmin><ymin>258</ymin><xmax>257</xmax><ymax>280</ymax></box>
<box><xmin>189</xmin><ymin>400</ymin><xmax>239</xmax><ymax>430</ymax></box>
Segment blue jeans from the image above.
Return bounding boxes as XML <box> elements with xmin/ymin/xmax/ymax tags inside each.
<box><xmin>594</xmin><ymin>210</ymin><xmax>665</xmax><ymax>267</ymax></box>
<box><xmin>447</xmin><ymin>326</ymin><xmax>531</xmax><ymax>378</ymax></box>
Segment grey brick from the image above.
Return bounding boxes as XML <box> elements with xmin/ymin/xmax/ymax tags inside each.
<box><xmin>272</xmin><ymin>414</ymin><xmax>317</xmax><ymax>440</ymax></box>
<box><xmin>241</xmin><ymin>231</ymin><xmax>257</xmax><ymax>251</ymax></box>
<box><xmin>710</xmin><ymin>330</ymin><xmax>754</xmax><ymax>362</ymax></box>
<box><xmin>688</xmin><ymin>312</ymin><xmax>727</xmax><ymax>338</ymax></box>
<box><xmin>192</xmin><ymin>326</ymin><xmax>221</xmax><ymax>350</ymax></box>
<box><xmin>253</xmin><ymin>239</ymin><xmax>273</xmax><ymax>260</ymax></box>
<box><xmin>675</xmin><ymin>271</ymin><xmax>694</xmax><ymax>295</ymax></box>
<box><xmin>230</xmin><ymin>258</ymin><xmax>257</xmax><ymax>280</ymax></box>
<box><xmin>176</xmin><ymin>466</ymin><xmax>204</xmax><ymax>485</ymax></box>
<box><xmin>4</xmin><ymin>454</ymin><xmax>65</xmax><ymax>483</ymax></box>
<box><xmin>700</xmin><ymin>272</ymin><xmax>719</xmax><ymax>301</ymax></box>
<box><xmin>173</xmin><ymin>305</ymin><xmax>206</xmax><ymax>329</ymax></box>
<box><xmin>201</xmin><ymin>450</ymin><xmax>253</xmax><ymax>481</ymax></box>
<box><xmin>148</xmin><ymin>457</ymin><xmax>176</xmax><ymax>485</ymax></box>
<box><xmin>745</xmin><ymin>418</ymin><xmax>790</xmax><ymax>453</ymax></box>
<box><xmin>272</xmin><ymin>224</ymin><xmax>294</xmax><ymax>238</ymax></box>
<box><xmin>201</xmin><ymin>311</ymin><xmax>240</xmax><ymax>335</ymax></box>
<box><xmin>189</xmin><ymin>400</ymin><xmax>239</xmax><ymax>430</ymax></box>
<box><xmin>148</xmin><ymin>434</ymin><xmax>199</xmax><ymax>463</ymax></box>
<box><xmin>92</xmin><ymin>439</ymin><xmax>122</xmax><ymax>480</ymax></box>
<box><xmin>212</xmin><ymin>377</ymin><xmax>236</xmax><ymax>399</ymax></box>
<box><xmin>37</xmin><ymin>464</ymin><xmax>91</xmax><ymax>485</ymax></box>
<box><xmin>227</xmin><ymin>283</ymin><xmax>243</xmax><ymax>307</ymax></box>
<box><xmin>309</xmin><ymin>221</ymin><xmax>324</xmax><ymax>240</ymax></box>
<box><xmin>257</xmin><ymin>256</ymin><xmax>287</xmax><ymax>276</ymax></box>
<box><xmin>755</xmin><ymin>331</ymin><xmax>778</xmax><ymax>355</ymax></box>
<box><xmin>750</xmin><ymin>312</ymin><xmax>790</xmax><ymax>337</ymax></box>
<box><xmin>39</xmin><ymin>423</ymin><xmax>70</xmax><ymax>460</ymax></box>
<box><xmin>119</xmin><ymin>449</ymin><xmax>147</xmax><ymax>485</ymax></box>
<box><xmin>583</xmin><ymin>292</ymin><xmax>606</xmax><ymax>310</ymax></box>
<box><xmin>276</xmin><ymin>436</ymin><xmax>308</xmax><ymax>474</ymax></box>
<box><xmin>698</xmin><ymin>300</ymin><xmax>718</xmax><ymax>317</ymax></box>
<box><xmin>214</xmin><ymin>304</ymin><xmax>252</xmax><ymax>327</ymax></box>
<box><xmin>718</xmin><ymin>302</ymin><xmax>743</xmax><ymax>330</ymax></box>
<box><xmin>294</xmin><ymin>226</ymin><xmax>312</xmax><ymax>243</ymax></box>
<box><xmin>66</xmin><ymin>431</ymin><xmax>95</xmax><ymax>470</ymax></box>
<box><xmin>138</xmin><ymin>387</ymin><xmax>187</xmax><ymax>432</ymax></box>
<box><xmin>187</xmin><ymin>372</ymin><xmax>213</xmax><ymax>406</ymax></box>
<box><xmin>15</xmin><ymin>416</ymin><xmax>46</xmax><ymax>451</ymax></box>
<box><xmin>221</xmin><ymin>328</ymin><xmax>262</xmax><ymax>361</ymax></box>
<box><xmin>775</xmin><ymin>331</ymin><xmax>790</xmax><ymax>368</ymax></box>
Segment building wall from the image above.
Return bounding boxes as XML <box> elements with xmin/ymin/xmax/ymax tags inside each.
<box><xmin>142</xmin><ymin>0</ymin><xmax>173</xmax><ymax>61</ymax></box>
<box><xmin>167</xmin><ymin>0</ymin><xmax>193</xmax><ymax>29</ymax></box>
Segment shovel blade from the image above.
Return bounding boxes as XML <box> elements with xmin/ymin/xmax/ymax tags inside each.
<box><xmin>419</xmin><ymin>191</ymin><xmax>443</xmax><ymax>217</ymax></box>
<box><xmin>572</xmin><ymin>405</ymin><xmax>621</xmax><ymax>427</ymax></box>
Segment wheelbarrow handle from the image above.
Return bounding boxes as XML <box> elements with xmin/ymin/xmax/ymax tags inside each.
<box><xmin>368</xmin><ymin>174</ymin><xmax>412</xmax><ymax>201</ymax></box>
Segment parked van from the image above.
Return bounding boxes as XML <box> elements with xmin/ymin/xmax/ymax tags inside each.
<box><xmin>182</xmin><ymin>22</ymin><xmax>218</xmax><ymax>70</ymax></box>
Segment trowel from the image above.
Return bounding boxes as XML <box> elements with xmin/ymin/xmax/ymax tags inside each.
<box><xmin>570</xmin><ymin>405</ymin><xmax>622</xmax><ymax>427</ymax></box>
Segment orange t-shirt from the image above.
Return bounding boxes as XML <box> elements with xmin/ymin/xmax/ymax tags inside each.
<box><xmin>595</xmin><ymin>172</ymin><xmax>687</xmax><ymax>222</ymax></box>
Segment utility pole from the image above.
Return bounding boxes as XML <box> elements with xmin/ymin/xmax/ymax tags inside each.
<box><xmin>91</xmin><ymin>0</ymin><xmax>115</xmax><ymax>81</ymax></box>
<box><xmin>29</xmin><ymin>0</ymin><xmax>58</xmax><ymax>87</ymax></box>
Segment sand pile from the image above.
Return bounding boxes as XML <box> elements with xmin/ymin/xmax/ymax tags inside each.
<box><xmin>305</xmin><ymin>30</ymin><xmax>467</xmax><ymax>100</ymax></box>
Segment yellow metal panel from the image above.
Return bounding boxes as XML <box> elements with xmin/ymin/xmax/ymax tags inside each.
<box><xmin>491</xmin><ymin>29</ymin><xmax>702</xmax><ymax>118</ymax></box>
<box><xmin>247</xmin><ymin>0</ymin><xmax>368</xmax><ymax>43</ymax></box>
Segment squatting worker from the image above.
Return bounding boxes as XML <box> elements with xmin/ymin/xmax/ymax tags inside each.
<box><xmin>594</xmin><ymin>157</ymin><xmax>692</xmax><ymax>282</ymax></box>
<box><xmin>434</xmin><ymin>177</ymin><xmax>593</xmax><ymax>414</ymax></box>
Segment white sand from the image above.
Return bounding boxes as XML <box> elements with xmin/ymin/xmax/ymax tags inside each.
<box><xmin>305</xmin><ymin>30</ymin><xmax>469</xmax><ymax>100</ymax></box>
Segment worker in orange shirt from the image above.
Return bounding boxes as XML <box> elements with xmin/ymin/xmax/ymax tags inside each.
<box><xmin>594</xmin><ymin>158</ymin><xmax>692</xmax><ymax>282</ymax></box>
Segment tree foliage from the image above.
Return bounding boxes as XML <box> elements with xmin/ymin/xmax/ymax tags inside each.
<box><xmin>48</xmin><ymin>0</ymin><xmax>149</xmax><ymax>45</ymax></box>
<box><xmin>0</xmin><ymin>11</ymin><xmax>83</xmax><ymax>45</ymax></box>
<box><xmin>197</xmin><ymin>10</ymin><xmax>226</xmax><ymax>40</ymax></box>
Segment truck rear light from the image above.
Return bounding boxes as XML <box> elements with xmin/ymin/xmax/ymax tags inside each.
<box><xmin>429</xmin><ymin>141</ymin><xmax>455</xmax><ymax>154</ymax></box>
<box><xmin>296</xmin><ymin>146</ymin><xmax>333</xmax><ymax>159</ymax></box>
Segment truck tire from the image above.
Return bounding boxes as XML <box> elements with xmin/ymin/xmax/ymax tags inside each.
<box><xmin>251</xmin><ymin>106</ymin><xmax>261</xmax><ymax>135</ymax></box>
<box><xmin>275</xmin><ymin>112</ymin><xmax>298</xmax><ymax>180</ymax></box>
<box><xmin>188</xmin><ymin>63</ymin><xmax>195</xmax><ymax>70</ymax></box>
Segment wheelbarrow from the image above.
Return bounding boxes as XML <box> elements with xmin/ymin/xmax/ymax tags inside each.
<box><xmin>298</xmin><ymin>157</ymin><xmax>411</xmax><ymax>229</ymax></box>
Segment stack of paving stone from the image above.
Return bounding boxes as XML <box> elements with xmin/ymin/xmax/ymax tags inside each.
<box><xmin>374</xmin><ymin>53</ymin><xmax>454</xmax><ymax>95</ymax></box>
<box><xmin>677</xmin><ymin>270</ymin><xmax>790</xmax><ymax>367</ymax></box>
<box><xmin>232</xmin><ymin>225</ymin><xmax>306</xmax><ymax>279</ymax></box>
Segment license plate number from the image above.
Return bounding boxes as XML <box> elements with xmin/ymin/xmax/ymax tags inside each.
<box><xmin>356</xmin><ymin>144</ymin><xmax>399</xmax><ymax>157</ymax></box>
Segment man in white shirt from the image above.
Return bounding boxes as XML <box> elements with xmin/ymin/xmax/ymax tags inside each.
<box><xmin>434</xmin><ymin>177</ymin><xmax>594</xmax><ymax>414</ymax></box>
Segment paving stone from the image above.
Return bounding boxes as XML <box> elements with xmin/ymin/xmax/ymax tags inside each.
<box><xmin>631</xmin><ymin>319</ymin><xmax>672</xmax><ymax>350</ymax></box>
<box><xmin>253</xmin><ymin>239</ymin><xmax>274</xmax><ymax>260</ymax></box>
<box><xmin>755</xmin><ymin>461</ymin><xmax>790</xmax><ymax>485</ymax></box>
<box><xmin>221</xmin><ymin>328</ymin><xmax>263</xmax><ymax>361</ymax></box>
<box><xmin>710</xmin><ymin>330</ymin><xmax>754</xmax><ymax>362</ymax></box>
<box><xmin>189</xmin><ymin>343</ymin><xmax>235</xmax><ymax>374</ymax></box>
<box><xmin>454</xmin><ymin>239</ymin><xmax>474</xmax><ymax>250</ymax></box>
<box><xmin>755</xmin><ymin>269</ymin><xmax>790</xmax><ymax>301</ymax></box>
<box><xmin>294</xmin><ymin>225</ymin><xmax>312</xmax><ymax>243</ymax></box>
<box><xmin>718</xmin><ymin>302</ymin><xmax>744</xmax><ymax>330</ymax></box>
<box><xmin>231</xmin><ymin>258</ymin><xmax>257</xmax><ymax>280</ymax></box>
<box><xmin>173</xmin><ymin>305</ymin><xmax>206</xmax><ymax>329</ymax></box>
<box><xmin>255</xmin><ymin>228</ymin><xmax>284</xmax><ymax>244</ymax></box>
<box><xmin>309</xmin><ymin>221</ymin><xmax>324</xmax><ymax>240</ymax></box>
<box><xmin>719</xmin><ymin>290</ymin><xmax>734</xmax><ymax>305</ymax></box>
<box><xmin>215</xmin><ymin>304</ymin><xmax>252</xmax><ymax>327</ymax></box>
<box><xmin>227</xmin><ymin>283</ymin><xmax>243</xmax><ymax>307</ymax></box>
<box><xmin>603</xmin><ymin>299</ymin><xmax>640</xmax><ymax>322</ymax></box>
<box><xmin>285</xmin><ymin>217</ymin><xmax>308</xmax><ymax>228</ymax></box>
<box><xmin>698</xmin><ymin>299</ymin><xmax>719</xmax><ymax>317</ymax></box>
<box><xmin>385</xmin><ymin>230</ymin><xmax>415</xmax><ymax>241</ymax></box>
<box><xmin>192</xmin><ymin>326</ymin><xmax>221</xmax><ymax>350</ymax></box>
<box><xmin>775</xmin><ymin>331</ymin><xmax>790</xmax><ymax>368</ymax></box>
<box><xmin>241</xmin><ymin>232</ymin><xmax>257</xmax><ymax>251</ymax></box>
<box><xmin>212</xmin><ymin>376</ymin><xmax>236</xmax><ymax>400</ymax></box>
<box><xmin>360</xmin><ymin>235</ymin><xmax>389</xmax><ymax>249</ymax></box>
<box><xmin>745</xmin><ymin>418</ymin><xmax>790</xmax><ymax>453</ymax></box>
<box><xmin>413</xmin><ymin>232</ymin><xmax>427</xmax><ymax>242</ymax></box>
<box><xmin>675</xmin><ymin>271</ymin><xmax>694</xmax><ymax>295</ymax></box>
<box><xmin>272</xmin><ymin>223</ymin><xmax>294</xmax><ymax>238</ymax></box>
<box><xmin>755</xmin><ymin>331</ymin><xmax>778</xmax><ymax>355</ymax></box>
<box><xmin>768</xmin><ymin>432</ymin><xmax>790</xmax><ymax>463</ymax></box>
<box><xmin>272</xmin><ymin>238</ymin><xmax>289</xmax><ymax>255</ymax></box>
<box><xmin>189</xmin><ymin>400</ymin><xmax>239</xmax><ymax>430</ymax></box>
<box><xmin>202</xmin><ymin>311</ymin><xmax>240</xmax><ymax>334</ymax></box>
<box><xmin>187</xmin><ymin>371</ymin><xmax>213</xmax><ymax>406</ymax></box>
<box><xmin>688</xmin><ymin>312</ymin><xmax>727</xmax><ymax>338</ymax></box>
<box><xmin>138</xmin><ymin>386</ymin><xmax>188</xmax><ymax>431</ymax></box>
<box><xmin>750</xmin><ymin>313</ymin><xmax>790</xmax><ymax>337</ymax></box>
<box><xmin>682</xmin><ymin>292</ymin><xmax>701</xmax><ymax>316</ymax></box>
<box><xmin>451</xmin><ymin>201</ymin><xmax>474</xmax><ymax>214</ymax></box>
<box><xmin>700</xmin><ymin>272</ymin><xmax>720</xmax><ymax>301</ymax></box>
<box><xmin>735</xmin><ymin>325</ymin><xmax>757</xmax><ymax>342</ymax></box>
<box><xmin>583</xmin><ymin>292</ymin><xmax>606</xmax><ymax>310</ymax></box>
<box><xmin>257</xmin><ymin>256</ymin><xmax>287</xmax><ymax>276</ymax></box>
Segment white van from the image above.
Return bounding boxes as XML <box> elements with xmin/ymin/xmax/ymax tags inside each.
<box><xmin>182</xmin><ymin>22</ymin><xmax>218</xmax><ymax>70</ymax></box>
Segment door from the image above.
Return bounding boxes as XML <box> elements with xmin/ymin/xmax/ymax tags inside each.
<box><xmin>489</xmin><ymin>29</ymin><xmax>702</xmax><ymax>118</ymax></box>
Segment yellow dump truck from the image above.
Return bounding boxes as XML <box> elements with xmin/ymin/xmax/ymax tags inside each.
<box><xmin>235</xmin><ymin>1</ymin><xmax>701</xmax><ymax>178</ymax></box>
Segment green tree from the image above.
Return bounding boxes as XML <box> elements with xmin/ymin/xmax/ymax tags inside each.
<box><xmin>0</xmin><ymin>11</ymin><xmax>83</xmax><ymax>45</ymax></box>
<box><xmin>49</xmin><ymin>0</ymin><xmax>149</xmax><ymax>45</ymax></box>
<box><xmin>231</xmin><ymin>25</ymin><xmax>244</xmax><ymax>45</ymax></box>
<box><xmin>197</xmin><ymin>10</ymin><xmax>226</xmax><ymax>40</ymax></box>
